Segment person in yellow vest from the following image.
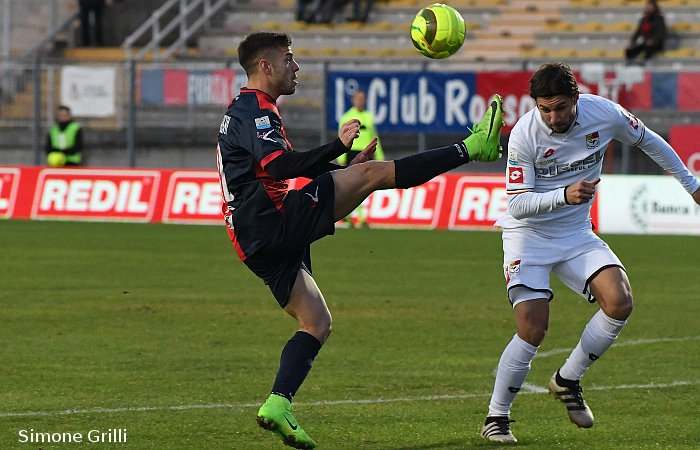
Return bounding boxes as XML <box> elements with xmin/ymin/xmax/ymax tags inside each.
<box><xmin>46</xmin><ymin>105</ymin><xmax>84</xmax><ymax>167</ymax></box>
<box><xmin>337</xmin><ymin>90</ymin><xmax>384</xmax><ymax>227</ymax></box>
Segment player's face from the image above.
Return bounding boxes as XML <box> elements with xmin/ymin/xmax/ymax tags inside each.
<box><xmin>536</xmin><ymin>94</ymin><xmax>578</xmax><ymax>133</ymax></box>
<box><xmin>268</xmin><ymin>46</ymin><xmax>299</xmax><ymax>97</ymax></box>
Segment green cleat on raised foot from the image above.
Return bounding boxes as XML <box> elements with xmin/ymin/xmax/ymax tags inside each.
<box><xmin>463</xmin><ymin>94</ymin><xmax>505</xmax><ymax>162</ymax></box>
<box><xmin>257</xmin><ymin>394</ymin><xmax>317</xmax><ymax>449</ymax></box>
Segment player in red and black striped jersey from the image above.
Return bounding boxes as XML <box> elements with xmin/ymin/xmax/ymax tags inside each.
<box><xmin>216</xmin><ymin>31</ymin><xmax>504</xmax><ymax>449</ymax></box>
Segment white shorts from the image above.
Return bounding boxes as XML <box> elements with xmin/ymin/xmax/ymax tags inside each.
<box><xmin>502</xmin><ymin>228</ymin><xmax>624</xmax><ymax>308</ymax></box>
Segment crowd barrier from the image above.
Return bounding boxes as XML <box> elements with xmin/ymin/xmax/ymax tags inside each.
<box><xmin>1</xmin><ymin>166</ymin><xmax>698</xmax><ymax>235</ymax></box>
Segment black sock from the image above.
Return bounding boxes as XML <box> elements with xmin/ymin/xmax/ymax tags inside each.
<box><xmin>556</xmin><ymin>369</ymin><xmax>578</xmax><ymax>386</ymax></box>
<box><xmin>394</xmin><ymin>143</ymin><xmax>469</xmax><ymax>189</ymax></box>
<box><xmin>271</xmin><ymin>331</ymin><xmax>323</xmax><ymax>401</ymax></box>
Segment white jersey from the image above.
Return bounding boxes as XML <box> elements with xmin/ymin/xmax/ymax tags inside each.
<box><xmin>496</xmin><ymin>94</ymin><xmax>700</xmax><ymax>237</ymax></box>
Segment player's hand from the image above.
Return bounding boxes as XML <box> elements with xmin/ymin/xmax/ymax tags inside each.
<box><xmin>339</xmin><ymin>119</ymin><xmax>361</xmax><ymax>148</ymax></box>
<box><xmin>349</xmin><ymin>138</ymin><xmax>377</xmax><ymax>166</ymax></box>
<box><xmin>565</xmin><ymin>178</ymin><xmax>600</xmax><ymax>205</ymax></box>
<box><xmin>692</xmin><ymin>186</ymin><xmax>700</xmax><ymax>205</ymax></box>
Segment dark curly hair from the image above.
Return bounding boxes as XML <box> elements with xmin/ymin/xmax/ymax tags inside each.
<box><xmin>529</xmin><ymin>62</ymin><xmax>579</xmax><ymax>99</ymax></box>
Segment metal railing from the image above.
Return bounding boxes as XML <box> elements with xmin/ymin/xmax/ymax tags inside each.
<box><xmin>122</xmin><ymin>0</ymin><xmax>231</xmax><ymax>164</ymax></box>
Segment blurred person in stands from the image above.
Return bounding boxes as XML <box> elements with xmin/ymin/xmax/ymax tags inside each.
<box><xmin>79</xmin><ymin>0</ymin><xmax>109</xmax><ymax>46</ymax></box>
<box><xmin>296</xmin><ymin>0</ymin><xmax>313</xmax><ymax>22</ymax></box>
<box><xmin>46</xmin><ymin>105</ymin><xmax>84</xmax><ymax>167</ymax></box>
<box><xmin>337</xmin><ymin>89</ymin><xmax>384</xmax><ymax>227</ymax></box>
<box><xmin>217</xmin><ymin>31</ymin><xmax>504</xmax><ymax>449</ymax></box>
<box><xmin>348</xmin><ymin>0</ymin><xmax>373</xmax><ymax>23</ymax></box>
<box><xmin>625</xmin><ymin>0</ymin><xmax>666</xmax><ymax>63</ymax></box>
<box><xmin>305</xmin><ymin>0</ymin><xmax>344</xmax><ymax>23</ymax></box>
<box><xmin>480</xmin><ymin>62</ymin><xmax>700</xmax><ymax>444</ymax></box>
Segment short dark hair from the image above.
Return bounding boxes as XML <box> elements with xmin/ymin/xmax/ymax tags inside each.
<box><xmin>237</xmin><ymin>32</ymin><xmax>292</xmax><ymax>75</ymax></box>
<box><xmin>57</xmin><ymin>105</ymin><xmax>71</xmax><ymax>113</ymax></box>
<box><xmin>529</xmin><ymin>62</ymin><xmax>579</xmax><ymax>99</ymax></box>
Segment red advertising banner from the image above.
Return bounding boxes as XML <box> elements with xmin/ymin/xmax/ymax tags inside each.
<box><xmin>2</xmin><ymin>166</ymin><xmax>604</xmax><ymax>232</ymax></box>
<box><xmin>669</xmin><ymin>125</ymin><xmax>700</xmax><ymax>176</ymax></box>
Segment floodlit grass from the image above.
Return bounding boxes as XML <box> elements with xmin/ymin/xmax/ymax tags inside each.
<box><xmin>0</xmin><ymin>220</ymin><xmax>698</xmax><ymax>449</ymax></box>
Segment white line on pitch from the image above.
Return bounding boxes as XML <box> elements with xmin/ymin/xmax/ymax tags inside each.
<box><xmin>536</xmin><ymin>335</ymin><xmax>700</xmax><ymax>359</ymax></box>
<box><xmin>0</xmin><ymin>380</ymin><xmax>695</xmax><ymax>419</ymax></box>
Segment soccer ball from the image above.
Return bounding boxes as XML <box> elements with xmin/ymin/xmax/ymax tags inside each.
<box><xmin>47</xmin><ymin>151</ymin><xmax>67</xmax><ymax>167</ymax></box>
<box><xmin>410</xmin><ymin>3</ymin><xmax>466</xmax><ymax>59</ymax></box>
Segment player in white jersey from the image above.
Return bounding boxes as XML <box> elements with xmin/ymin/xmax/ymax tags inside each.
<box><xmin>480</xmin><ymin>63</ymin><xmax>700</xmax><ymax>444</ymax></box>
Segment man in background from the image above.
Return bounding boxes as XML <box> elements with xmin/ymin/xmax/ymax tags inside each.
<box><xmin>337</xmin><ymin>89</ymin><xmax>384</xmax><ymax>227</ymax></box>
<box><xmin>46</xmin><ymin>105</ymin><xmax>84</xmax><ymax>167</ymax></box>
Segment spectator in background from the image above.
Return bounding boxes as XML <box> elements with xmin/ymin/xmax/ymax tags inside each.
<box><xmin>305</xmin><ymin>0</ymin><xmax>345</xmax><ymax>24</ymax></box>
<box><xmin>348</xmin><ymin>0</ymin><xmax>373</xmax><ymax>23</ymax></box>
<box><xmin>337</xmin><ymin>90</ymin><xmax>384</xmax><ymax>227</ymax></box>
<box><xmin>625</xmin><ymin>0</ymin><xmax>666</xmax><ymax>63</ymax></box>
<box><xmin>46</xmin><ymin>105</ymin><xmax>84</xmax><ymax>167</ymax></box>
<box><xmin>79</xmin><ymin>0</ymin><xmax>108</xmax><ymax>46</ymax></box>
<box><xmin>296</xmin><ymin>0</ymin><xmax>314</xmax><ymax>22</ymax></box>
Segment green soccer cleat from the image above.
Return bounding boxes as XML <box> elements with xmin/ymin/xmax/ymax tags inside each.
<box><xmin>257</xmin><ymin>394</ymin><xmax>317</xmax><ymax>449</ymax></box>
<box><xmin>463</xmin><ymin>94</ymin><xmax>505</xmax><ymax>162</ymax></box>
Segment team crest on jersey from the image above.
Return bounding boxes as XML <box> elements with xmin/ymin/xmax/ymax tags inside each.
<box><xmin>586</xmin><ymin>131</ymin><xmax>600</xmax><ymax>149</ymax></box>
<box><xmin>508</xmin><ymin>259</ymin><xmax>521</xmax><ymax>274</ymax></box>
<box><xmin>255</xmin><ymin>115</ymin><xmax>271</xmax><ymax>130</ymax></box>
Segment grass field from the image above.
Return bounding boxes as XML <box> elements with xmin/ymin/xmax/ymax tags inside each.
<box><xmin>0</xmin><ymin>220</ymin><xmax>698</xmax><ymax>450</ymax></box>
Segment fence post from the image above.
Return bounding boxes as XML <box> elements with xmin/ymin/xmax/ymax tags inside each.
<box><xmin>127</xmin><ymin>58</ymin><xmax>136</xmax><ymax>167</ymax></box>
<box><xmin>32</xmin><ymin>58</ymin><xmax>42</xmax><ymax>165</ymax></box>
<box><xmin>320</xmin><ymin>61</ymin><xmax>328</xmax><ymax>145</ymax></box>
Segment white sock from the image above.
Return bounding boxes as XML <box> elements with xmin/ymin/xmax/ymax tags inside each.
<box><xmin>559</xmin><ymin>309</ymin><xmax>627</xmax><ymax>381</ymax></box>
<box><xmin>487</xmin><ymin>334</ymin><xmax>538</xmax><ymax>417</ymax></box>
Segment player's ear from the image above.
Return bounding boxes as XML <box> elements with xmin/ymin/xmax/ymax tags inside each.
<box><xmin>259</xmin><ymin>58</ymin><xmax>272</xmax><ymax>76</ymax></box>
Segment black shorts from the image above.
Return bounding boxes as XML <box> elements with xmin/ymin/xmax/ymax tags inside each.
<box><xmin>244</xmin><ymin>172</ymin><xmax>336</xmax><ymax>307</ymax></box>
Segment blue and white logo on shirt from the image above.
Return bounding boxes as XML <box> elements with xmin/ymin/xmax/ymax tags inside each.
<box><xmin>255</xmin><ymin>116</ymin><xmax>271</xmax><ymax>129</ymax></box>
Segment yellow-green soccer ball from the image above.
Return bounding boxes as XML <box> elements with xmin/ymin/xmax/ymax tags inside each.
<box><xmin>47</xmin><ymin>151</ymin><xmax>67</xmax><ymax>167</ymax></box>
<box><xmin>410</xmin><ymin>3</ymin><xmax>466</xmax><ymax>59</ymax></box>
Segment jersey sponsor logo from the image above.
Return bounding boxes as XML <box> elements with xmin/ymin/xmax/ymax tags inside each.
<box><xmin>257</xmin><ymin>129</ymin><xmax>277</xmax><ymax>143</ymax></box>
<box><xmin>255</xmin><ymin>115</ymin><xmax>271</xmax><ymax>129</ymax></box>
<box><xmin>508</xmin><ymin>167</ymin><xmax>524</xmax><ymax>183</ymax></box>
<box><xmin>219</xmin><ymin>115</ymin><xmax>231</xmax><ymax>134</ymax></box>
<box><xmin>544</xmin><ymin>148</ymin><xmax>555</xmax><ymax>158</ymax></box>
<box><xmin>536</xmin><ymin>157</ymin><xmax>558</xmax><ymax>166</ymax></box>
<box><xmin>586</xmin><ymin>131</ymin><xmax>600</xmax><ymax>149</ymax></box>
<box><xmin>535</xmin><ymin>149</ymin><xmax>604</xmax><ymax>178</ymax></box>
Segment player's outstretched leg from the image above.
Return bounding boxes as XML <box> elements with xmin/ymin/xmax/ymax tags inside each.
<box><xmin>257</xmin><ymin>394</ymin><xmax>317</xmax><ymax>449</ymax></box>
<box><xmin>463</xmin><ymin>94</ymin><xmax>504</xmax><ymax>162</ymax></box>
<box><xmin>481</xmin><ymin>416</ymin><xmax>517</xmax><ymax>443</ymax></box>
<box><xmin>548</xmin><ymin>370</ymin><xmax>594</xmax><ymax>428</ymax></box>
